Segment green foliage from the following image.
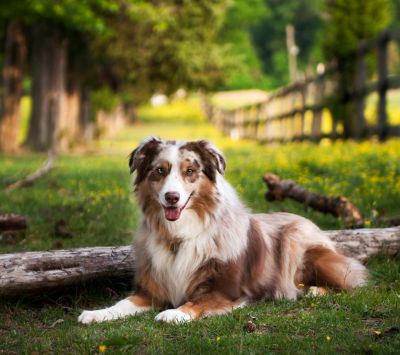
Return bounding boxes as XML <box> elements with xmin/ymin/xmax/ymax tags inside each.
<box><xmin>251</xmin><ymin>0</ymin><xmax>324</xmax><ymax>89</ymax></box>
<box><xmin>218</xmin><ymin>0</ymin><xmax>270</xmax><ymax>90</ymax></box>
<box><xmin>91</xmin><ymin>87</ymin><xmax>121</xmax><ymax>114</ymax></box>
<box><xmin>0</xmin><ymin>0</ymin><xmax>117</xmax><ymax>36</ymax></box>
<box><xmin>323</xmin><ymin>0</ymin><xmax>392</xmax><ymax>61</ymax></box>
<box><xmin>322</xmin><ymin>0</ymin><xmax>392</xmax><ymax>135</ymax></box>
<box><xmin>0</xmin><ymin>0</ymin><xmax>231</xmax><ymax>108</ymax></box>
<box><xmin>65</xmin><ymin>0</ymin><xmax>231</xmax><ymax>104</ymax></box>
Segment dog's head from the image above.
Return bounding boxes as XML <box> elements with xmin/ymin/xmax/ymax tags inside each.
<box><xmin>129</xmin><ymin>137</ymin><xmax>225</xmax><ymax>222</ymax></box>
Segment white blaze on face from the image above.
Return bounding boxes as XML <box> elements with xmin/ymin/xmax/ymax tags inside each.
<box><xmin>158</xmin><ymin>145</ymin><xmax>191</xmax><ymax>221</ymax></box>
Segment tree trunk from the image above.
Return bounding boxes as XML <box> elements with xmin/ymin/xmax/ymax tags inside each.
<box><xmin>1</xmin><ymin>226</ymin><xmax>399</xmax><ymax>296</ymax></box>
<box><xmin>59</xmin><ymin>72</ymin><xmax>81</xmax><ymax>150</ymax></box>
<box><xmin>95</xmin><ymin>105</ymin><xmax>126</xmax><ymax>139</ymax></box>
<box><xmin>26</xmin><ymin>24</ymin><xmax>67</xmax><ymax>152</ymax></box>
<box><xmin>0</xmin><ymin>22</ymin><xmax>27</xmax><ymax>152</ymax></box>
<box><xmin>80</xmin><ymin>87</ymin><xmax>94</xmax><ymax>141</ymax></box>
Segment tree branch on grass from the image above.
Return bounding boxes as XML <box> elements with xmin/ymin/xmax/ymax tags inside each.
<box><xmin>0</xmin><ymin>214</ymin><xmax>27</xmax><ymax>232</ymax></box>
<box><xmin>5</xmin><ymin>151</ymin><xmax>56</xmax><ymax>192</ymax></box>
<box><xmin>263</xmin><ymin>173</ymin><xmax>364</xmax><ymax>227</ymax></box>
<box><xmin>1</xmin><ymin>226</ymin><xmax>399</xmax><ymax>296</ymax></box>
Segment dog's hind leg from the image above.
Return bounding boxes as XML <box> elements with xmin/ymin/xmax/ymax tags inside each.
<box><xmin>303</xmin><ymin>246</ymin><xmax>368</xmax><ymax>291</ymax></box>
<box><xmin>78</xmin><ymin>294</ymin><xmax>155</xmax><ymax>324</ymax></box>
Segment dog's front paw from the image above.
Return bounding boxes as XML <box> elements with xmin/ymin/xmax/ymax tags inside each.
<box><xmin>78</xmin><ymin>309</ymin><xmax>114</xmax><ymax>324</ymax></box>
<box><xmin>155</xmin><ymin>309</ymin><xmax>192</xmax><ymax>324</ymax></box>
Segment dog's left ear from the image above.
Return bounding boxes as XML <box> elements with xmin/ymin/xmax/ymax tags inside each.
<box><xmin>128</xmin><ymin>148</ymin><xmax>139</xmax><ymax>174</ymax></box>
<box><xmin>203</xmin><ymin>141</ymin><xmax>226</xmax><ymax>175</ymax></box>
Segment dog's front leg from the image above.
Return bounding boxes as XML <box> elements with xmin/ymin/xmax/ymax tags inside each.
<box><xmin>78</xmin><ymin>294</ymin><xmax>155</xmax><ymax>324</ymax></box>
<box><xmin>155</xmin><ymin>292</ymin><xmax>245</xmax><ymax>324</ymax></box>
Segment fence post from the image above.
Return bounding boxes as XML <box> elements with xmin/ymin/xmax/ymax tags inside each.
<box><xmin>354</xmin><ymin>48</ymin><xmax>367</xmax><ymax>138</ymax></box>
<box><xmin>377</xmin><ymin>31</ymin><xmax>389</xmax><ymax>140</ymax></box>
<box><xmin>300</xmin><ymin>83</ymin><xmax>306</xmax><ymax>140</ymax></box>
<box><xmin>312</xmin><ymin>77</ymin><xmax>324</xmax><ymax>141</ymax></box>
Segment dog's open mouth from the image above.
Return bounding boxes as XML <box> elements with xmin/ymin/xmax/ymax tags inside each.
<box><xmin>163</xmin><ymin>193</ymin><xmax>193</xmax><ymax>221</ymax></box>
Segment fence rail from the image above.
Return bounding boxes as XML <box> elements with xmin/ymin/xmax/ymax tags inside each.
<box><xmin>204</xmin><ymin>29</ymin><xmax>400</xmax><ymax>143</ymax></box>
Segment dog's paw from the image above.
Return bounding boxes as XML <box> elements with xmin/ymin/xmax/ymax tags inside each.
<box><xmin>78</xmin><ymin>309</ymin><xmax>114</xmax><ymax>324</ymax></box>
<box><xmin>155</xmin><ymin>309</ymin><xmax>192</xmax><ymax>324</ymax></box>
<box><xmin>306</xmin><ymin>286</ymin><xmax>328</xmax><ymax>297</ymax></box>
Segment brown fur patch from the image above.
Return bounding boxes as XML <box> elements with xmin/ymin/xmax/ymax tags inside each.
<box><xmin>186</xmin><ymin>258</ymin><xmax>243</xmax><ymax>301</ymax></box>
<box><xmin>303</xmin><ymin>246</ymin><xmax>353</xmax><ymax>290</ymax></box>
<box><xmin>128</xmin><ymin>294</ymin><xmax>155</xmax><ymax>307</ymax></box>
<box><xmin>185</xmin><ymin>218</ymin><xmax>268</xmax><ymax>304</ymax></box>
<box><xmin>178</xmin><ymin>292</ymin><xmax>241</xmax><ymax>320</ymax></box>
<box><xmin>135</xmin><ymin>262</ymin><xmax>169</xmax><ymax>306</ymax></box>
<box><xmin>242</xmin><ymin>218</ymin><xmax>269</xmax><ymax>300</ymax></box>
<box><xmin>180</xmin><ymin>141</ymin><xmax>225</xmax><ymax>182</ymax></box>
<box><xmin>180</xmin><ymin>159</ymin><xmax>200</xmax><ymax>183</ymax></box>
<box><xmin>129</xmin><ymin>138</ymin><xmax>161</xmax><ymax>185</ymax></box>
<box><xmin>149</xmin><ymin>160</ymin><xmax>171</xmax><ymax>182</ymax></box>
<box><xmin>136</xmin><ymin>180</ymin><xmax>162</xmax><ymax>220</ymax></box>
<box><xmin>188</xmin><ymin>179</ymin><xmax>217</xmax><ymax>221</ymax></box>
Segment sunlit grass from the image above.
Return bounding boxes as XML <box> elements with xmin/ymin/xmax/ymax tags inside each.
<box><xmin>365</xmin><ymin>90</ymin><xmax>400</xmax><ymax>125</ymax></box>
<box><xmin>19</xmin><ymin>96</ymin><xmax>31</xmax><ymax>143</ymax></box>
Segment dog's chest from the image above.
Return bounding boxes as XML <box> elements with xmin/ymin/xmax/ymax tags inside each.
<box><xmin>149</xmin><ymin>244</ymin><xmax>199</xmax><ymax>307</ymax></box>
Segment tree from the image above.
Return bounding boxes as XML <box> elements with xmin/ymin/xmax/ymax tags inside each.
<box><xmin>217</xmin><ymin>0</ymin><xmax>269</xmax><ymax>90</ymax></box>
<box><xmin>88</xmin><ymin>1</ymin><xmax>229</xmax><ymax>102</ymax></box>
<box><xmin>251</xmin><ymin>0</ymin><xmax>324</xmax><ymax>89</ymax></box>
<box><xmin>322</xmin><ymin>0</ymin><xmax>392</xmax><ymax>138</ymax></box>
<box><xmin>0</xmin><ymin>22</ymin><xmax>27</xmax><ymax>152</ymax></box>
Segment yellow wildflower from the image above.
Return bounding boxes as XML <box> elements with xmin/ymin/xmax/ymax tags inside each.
<box><xmin>374</xmin><ymin>331</ymin><xmax>382</xmax><ymax>336</ymax></box>
<box><xmin>326</xmin><ymin>336</ymin><xmax>332</xmax><ymax>342</ymax></box>
<box><xmin>216</xmin><ymin>336</ymin><xmax>221</xmax><ymax>341</ymax></box>
<box><xmin>98</xmin><ymin>345</ymin><xmax>107</xmax><ymax>353</ymax></box>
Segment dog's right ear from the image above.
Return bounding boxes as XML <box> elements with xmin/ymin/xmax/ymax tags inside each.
<box><xmin>129</xmin><ymin>136</ymin><xmax>161</xmax><ymax>177</ymax></box>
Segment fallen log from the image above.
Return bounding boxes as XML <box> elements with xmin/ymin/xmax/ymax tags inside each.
<box><xmin>6</xmin><ymin>151</ymin><xmax>56</xmax><ymax>192</ymax></box>
<box><xmin>0</xmin><ymin>214</ymin><xmax>28</xmax><ymax>232</ymax></box>
<box><xmin>263</xmin><ymin>173</ymin><xmax>364</xmax><ymax>227</ymax></box>
<box><xmin>1</xmin><ymin>226</ymin><xmax>399</xmax><ymax>296</ymax></box>
<box><xmin>0</xmin><ymin>246</ymin><xmax>134</xmax><ymax>296</ymax></box>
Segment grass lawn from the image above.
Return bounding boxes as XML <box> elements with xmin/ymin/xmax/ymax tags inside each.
<box><xmin>1</xmin><ymin>97</ymin><xmax>399</xmax><ymax>353</ymax></box>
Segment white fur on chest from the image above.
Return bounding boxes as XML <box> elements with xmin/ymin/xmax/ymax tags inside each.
<box><xmin>146</xmin><ymin>211</ymin><xmax>219</xmax><ymax>307</ymax></box>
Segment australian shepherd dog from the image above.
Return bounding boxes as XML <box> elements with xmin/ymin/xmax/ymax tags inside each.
<box><xmin>79</xmin><ymin>137</ymin><xmax>367</xmax><ymax>324</ymax></box>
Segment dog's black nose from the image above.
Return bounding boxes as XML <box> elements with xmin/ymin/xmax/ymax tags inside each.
<box><xmin>165</xmin><ymin>192</ymin><xmax>180</xmax><ymax>205</ymax></box>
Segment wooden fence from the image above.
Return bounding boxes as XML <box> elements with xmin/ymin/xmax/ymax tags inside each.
<box><xmin>204</xmin><ymin>29</ymin><xmax>400</xmax><ymax>143</ymax></box>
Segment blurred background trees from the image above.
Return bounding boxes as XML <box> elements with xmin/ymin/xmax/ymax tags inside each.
<box><xmin>0</xmin><ymin>0</ymin><xmax>229</xmax><ymax>152</ymax></box>
<box><xmin>0</xmin><ymin>0</ymin><xmax>399</xmax><ymax>152</ymax></box>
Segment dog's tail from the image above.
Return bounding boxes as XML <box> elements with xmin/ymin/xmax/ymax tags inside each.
<box><xmin>304</xmin><ymin>246</ymin><xmax>368</xmax><ymax>290</ymax></box>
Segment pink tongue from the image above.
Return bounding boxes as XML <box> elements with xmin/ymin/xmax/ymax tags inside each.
<box><xmin>164</xmin><ymin>207</ymin><xmax>182</xmax><ymax>221</ymax></box>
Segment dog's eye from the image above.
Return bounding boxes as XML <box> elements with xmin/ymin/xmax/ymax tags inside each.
<box><xmin>185</xmin><ymin>168</ymin><xmax>194</xmax><ymax>176</ymax></box>
<box><xmin>156</xmin><ymin>167</ymin><xmax>165</xmax><ymax>175</ymax></box>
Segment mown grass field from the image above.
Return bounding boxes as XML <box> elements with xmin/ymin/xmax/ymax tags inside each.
<box><xmin>1</xmin><ymin>98</ymin><xmax>400</xmax><ymax>354</ymax></box>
